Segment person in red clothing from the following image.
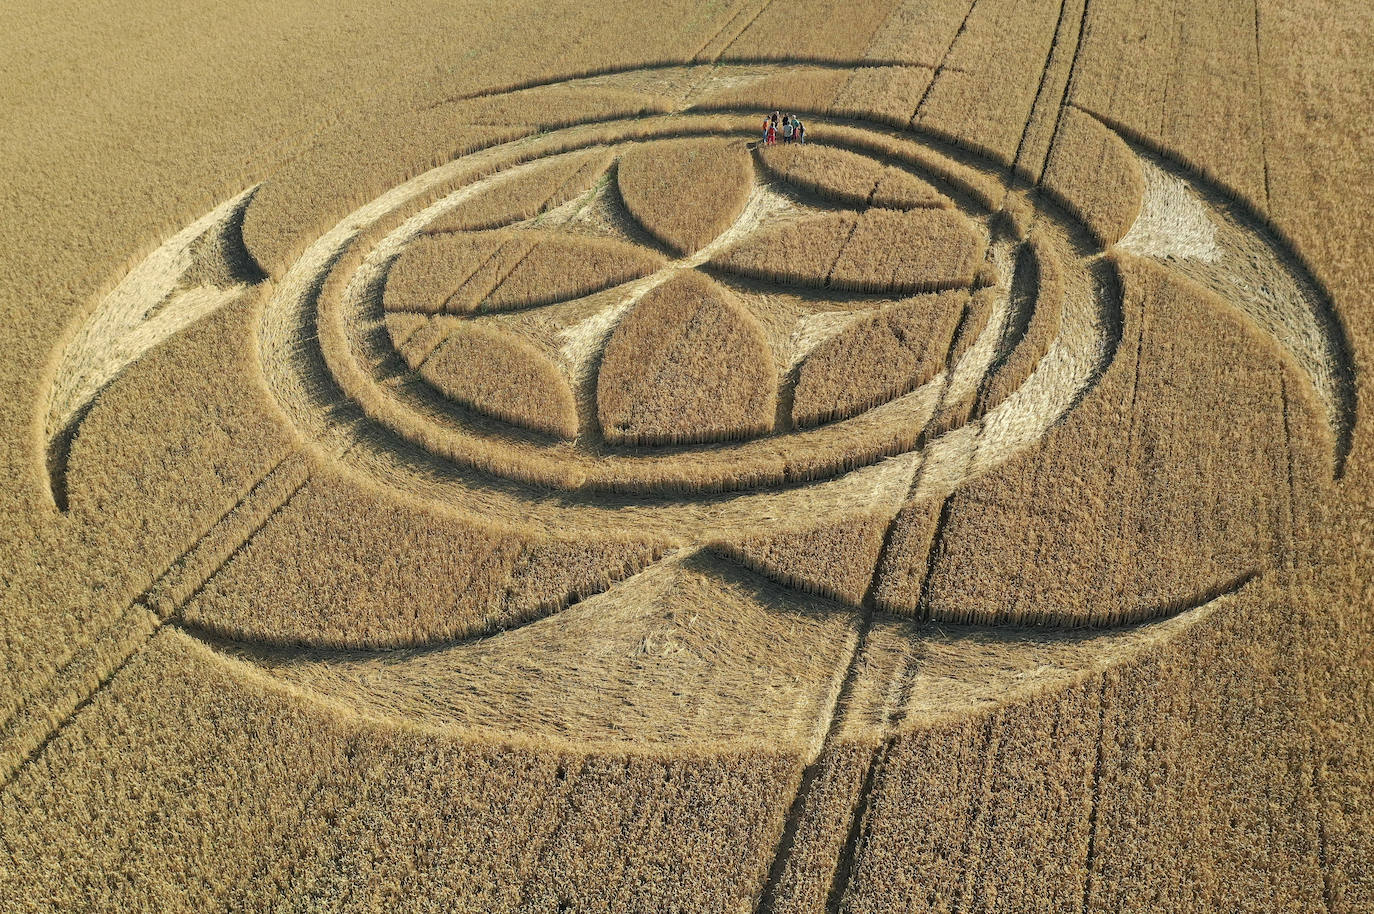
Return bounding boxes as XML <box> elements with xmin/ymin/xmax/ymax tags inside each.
<box><xmin>765</xmin><ymin>121</ymin><xmax>776</xmax><ymax>146</ymax></box>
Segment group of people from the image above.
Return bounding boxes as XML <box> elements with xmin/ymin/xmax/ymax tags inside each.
<box><xmin>761</xmin><ymin>110</ymin><xmax>805</xmax><ymax>146</ymax></box>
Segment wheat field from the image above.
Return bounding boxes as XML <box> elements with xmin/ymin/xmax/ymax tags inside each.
<box><xmin>1</xmin><ymin>1</ymin><xmax>1371</xmax><ymax>912</ymax></box>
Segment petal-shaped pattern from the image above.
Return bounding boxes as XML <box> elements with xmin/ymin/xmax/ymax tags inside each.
<box><xmin>1040</xmin><ymin>108</ymin><xmax>1144</xmax><ymax>246</ymax></box>
<box><xmin>617</xmin><ymin>138</ymin><xmax>754</xmax><ymax>253</ymax></box>
<box><xmin>597</xmin><ymin>271</ymin><xmax>776</xmax><ymax>445</ymax></box>
<box><xmin>426</xmin><ymin>147</ymin><xmax>613</xmax><ymax>233</ymax></box>
<box><xmin>792</xmin><ymin>291</ymin><xmax>969</xmax><ymax>427</ymax></box>
<box><xmin>384</xmin><ymin>231</ymin><xmax>663</xmax><ymax>315</ymax></box>
<box><xmin>420</xmin><ymin>323</ymin><xmax>578</xmax><ymax>438</ymax></box>
<box><xmin>758</xmin><ymin>144</ymin><xmax>947</xmax><ymax>210</ymax></box>
<box><xmin>711</xmin><ymin>512</ymin><xmax>890</xmax><ymax>606</ymax></box>
<box><xmin>712</xmin><ymin>209</ymin><xmax>984</xmax><ymax>294</ymax></box>
<box><xmin>383</xmin><ymin>232</ymin><xmax>504</xmax><ymax>314</ymax></box>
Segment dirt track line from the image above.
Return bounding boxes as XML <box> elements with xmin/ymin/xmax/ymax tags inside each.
<box><xmin>0</xmin><ymin>452</ymin><xmax>310</xmax><ymax>793</ymax></box>
<box><xmin>1038</xmin><ymin>0</ymin><xmax>1094</xmax><ymax>187</ymax></box>
<box><xmin>716</xmin><ymin>0</ymin><xmax>778</xmax><ymax>61</ymax></box>
<box><xmin>1252</xmin><ymin>0</ymin><xmax>1272</xmax><ymax>213</ymax></box>
<box><xmin>825</xmin><ymin>744</ymin><xmax>885</xmax><ymax>914</ymax></box>
<box><xmin>473</xmin><ymin>238</ymin><xmax>541</xmax><ymax>310</ymax></box>
<box><xmin>752</xmin><ymin>610</ymin><xmax>874</xmax><ymax>914</ymax></box>
<box><xmin>691</xmin><ymin>0</ymin><xmax>755</xmax><ymax>63</ymax></box>
<box><xmin>753</xmin><ymin>499</ymin><xmax>921</xmax><ymax>914</ymax></box>
<box><xmin>1078</xmin><ymin>673</ymin><xmax>1108</xmax><ymax>914</ymax></box>
<box><xmin>951</xmin><ymin>714</ymin><xmax>1002</xmax><ymax>913</ymax></box>
<box><xmin>821</xmin><ymin>219</ymin><xmax>861</xmax><ymax>290</ymax></box>
<box><xmin>1279</xmin><ymin>371</ymin><xmax>1298</xmax><ymax>566</ymax></box>
<box><xmin>1308</xmin><ymin>697</ymin><xmax>1339</xmax><ymax>914</ymax></box>
<box><xmin>425</xmin><ymin>59</ymin><xmax>949</xmax><ymax>112</ymax></box>
<box><xmin>439</xmin><ymin>237</ymin><xmax>510</xmax><ymax>312</ymax></box>
<box><xmin>1006</xmin><ymin>0</ymin><xmax>1082</xmax><ymax>189</ymax></box>
<box><xmin>1106</xmin><ymin>279</ymin><xmax>1148</xmax><ymax>610</ymax></box>
<box><xmin>913</xmin><ymin>495</ymin><xmax>956</xmax><ymax>618</ymax></box>
<box><xmin>0</xmin><ymin>607</ymin><xmax>160</xmax><ymax>797</ymax></box>
<box><xmin>908</xmin><ymin>0</ymin><xmax>980</xmax><ymax>129</ymax></box>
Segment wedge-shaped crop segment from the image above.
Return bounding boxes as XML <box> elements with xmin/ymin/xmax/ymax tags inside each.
<box><xmin>758</xmin><ymin>145</ymin><xmax>947</xmax><ymax>210</ymax></box>
<box><xmin>597</xmin><ymin>271</ymin><xmax>776</xmax><ymax>445</ymax></box>
<box><xmin>617</xmin><ymin>138</ymin><xmax>754</xmax><ymax>254</ymax></box>
<box><xmin>713</xmin><ymin>209</ymin><xmax>985</xmax><ymax>294</ymax></box>
<box><xmin>384</xmin><ymin>231</ymin><xmax>663</xmax><ymax>314</ymax></box>
<box><xmin>711</xmin><ymin>512</ymin><xmax>891</xmax><ymax>607</ymax></box>
<box><xmin>793</xmin><ymin>291</ymin><xmax>969</xmax><ymax>427</ymax></box>
<box><xmin>420</xmin><ymin>324</ymin><xmax>577</xmax><ymax>438</ymax></box>
<box><xmin>1041</xmin><ymin>108</ymin><xmax>1144</xmax><ymax>248</ymax></box>
<box><xmin>383</xmin><ymin>232</ymin><xmax>503</xmax><ymax>314</ymax></box>
<box><xmin>178</xmin><ymin>468</ymin><xmax>666</xmax><ymax>648</ymax></box>
<box><xmin>426</xmin><ymin>147</ymin><xmax>613</xmax><ymax>233</ymax></box>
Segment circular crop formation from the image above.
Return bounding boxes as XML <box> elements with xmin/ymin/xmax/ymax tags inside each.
<box><xmin>45</xmin><ymin>64</ymin><xmax>1354</xmax><ymax>757</ymax></box>
<box><xmin>262</xmin><ymin>109</ymin><xmax>1109</xmax><ymax>549</ymax></box>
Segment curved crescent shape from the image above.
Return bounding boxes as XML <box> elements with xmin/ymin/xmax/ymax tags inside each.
<box><xmin>1101</xmin><ymin>116</ymin><xmax>1357</xmax><ymax>474</ymax></box>
<box><xmin>39</xmin><ymin>186</ymin><xmax>265</xmax><ymax>509</ymax></box>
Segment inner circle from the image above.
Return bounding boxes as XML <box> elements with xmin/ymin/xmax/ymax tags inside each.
<box><xmin>259</xmin><ymin>110</ymin><xmax>1108</xmax><ymax>537</ymax></box>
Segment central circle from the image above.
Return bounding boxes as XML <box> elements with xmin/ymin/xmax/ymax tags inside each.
<box><xmin>259</xmin><ymin>110</ymin><xmax>1108</xmax><ymax>538</ymax></box>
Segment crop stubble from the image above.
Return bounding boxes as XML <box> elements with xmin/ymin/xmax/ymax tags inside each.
<box><xmin>0</xmin><ymin>2</ymin><xmax>1370</xmax><ymax>912</ymax></box>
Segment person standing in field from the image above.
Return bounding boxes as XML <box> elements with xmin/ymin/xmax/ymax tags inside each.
<box><xmin>771</xmin><ymin>110</ymin><xmax>780</xmax><ymax>129</ymax></box>
<box><xmin>765</xmin><ymin>120</ymin><xmax>777</xmax><ymax>146</ymax></box>
<box><xmin>794</xmin><ymin>116</ymin><xmax>805</xmax><ymax>144</ymax></box>
<box><xmin>782</xmin><ymin>115</ymin><xmax>794</xmax><ymax>144</ymax></box>
<box><xmin>762</xmin><ymin>117</ymin><xmax>771</xmax><ymax>146</ymax></box>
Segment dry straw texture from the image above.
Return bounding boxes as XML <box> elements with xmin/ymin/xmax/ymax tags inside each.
<box><xmin>597</xmin><ymin>270</ymin><xmax>777</xmax><ymax>445</ymax></box>
<box><xmin>1</xmin><ymin>0</ymin><xmax>1371</xmax><ymax>910</ymax></box>
<box><xmin>617</xmin><ymin>137</ymin><xmax>754</xmax><ymax>253</ymax></box>
<box><xmin>419</xmin><ymin>324</ymin><xmax>578</xmax><ymax>438</ymax></box>
<box><xmin>181</xmin><ymin>467</ymin><xmax>663</xmax><ymax>648</ymax></box>
<box><xmin>758</xmin><ymin>144</ymin><xmax>945</xmax><ymax>210</ymax></box>
<box><xmin>877</xmin><ymin>255</ymin><xmax>1322</xmax><ymax>626</ymax></box>
<box><xmin>242</xmin><ymin>551</ymin><xmax>864</xmax><ymax>748</ymax></box>
<box><xmin>425</xmin><ymin>147</ymin><xmax>614</xmax><ymax>233</ymax></box>
<box><xmin>384</xmin><ymin>230</ymin><xmax>663</xmax><ymax>315</ymax></box>
<box><xmin>791</xmin><ymin>290</ymin><xmax>967</xmax><ymax>427</ymax></box>
<box><xmin>0</xmin><ymin>631</ymin><xmax>799</xmax><ymax>912</ymax></box>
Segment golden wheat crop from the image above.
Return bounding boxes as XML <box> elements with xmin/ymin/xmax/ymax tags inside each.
<box><xmin>713</xmin><ymin>208</ymin><xmax>984</xmax><ymax>293</ymax></box>
<box><xmin>384</xmin><ymin>230</ymin><xmax>663</xmax><ymax>315</ymax></box>
<box><xmin>1040</xmin><ymin>108</ymin><xmax>1145</xmax><ymax>246</ymax></box>
<box><xmin>179</xmin><ymin>466</ymin><xmax>664</xmax><ymax>648</ymax></box>
<box><xmin>597</xmin><ymin>270</ymin><xmax>776</xmax><ymax>445</ymax></box>
<box><xmin>758</xmin><ymin>144</ymin><xmax>946</xmax><ymax>210</ymax></box>
<box><xmin>912</xmin><ymin>255</ymin><xmax>1311</xmax><ymax>627</ymax></box>
<box><xmin>791</xmin><ymin>290</ymin><xmax>967</xmax><ymax>427</ymax></box>
<box><xmin>419</xmin><ymin>324</ymin><xmax>579</xmax><ymax>438</ymax></box>
<box><xmin>425</xmin><ymin>147</ymin><xmax>615</xmax><ymax>233</ymax></box>
<box><xmin>713</xmin><ymin>512</ymin><xmax>891</xmax><ymax>606</ymax></box>
<box><xmin>976</xmin><ymin>231</ymin><xmax>1065</xmax><ymax>414</ymax></box>
<box><xmin>3</xmin><ymin>2</ymin><xmax>1370</xmax><ymax>912</ymax></box>
<box><xmin>616</xmin><ymin>137</ymin><xmax>755</xmax><ymax>253</ymax></box>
